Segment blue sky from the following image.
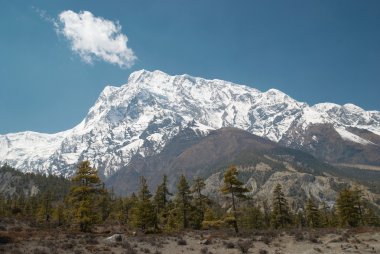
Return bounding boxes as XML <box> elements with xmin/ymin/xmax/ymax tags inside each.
<box><xmin>1</xmin><ymin>0</ymin><xmax>379</xmax><ymax>134</ymax></box>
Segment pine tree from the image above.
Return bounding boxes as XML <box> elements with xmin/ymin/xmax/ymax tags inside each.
<box><xmin>52</xmin><ymin>201</ymin><xmax>65</xmax><ymax>226</ymax></box>
<box><xmin>0</xmin><ymin>193</ymin><xmax>7</xmax><ymax>216</ymax></box>
<box><xmin>220</xmin><ymin>166</ymin><xmax>249</xmax><ymax>233</ymax></box>
<box><xmin>98</xmin><ymin>188</ymin><xmax>111</xmax><ymax>222</ymax></box>
<box><xmin>295</xmin><ymin>210</ymin><xmax>307</xmax><ymax>228</ymax></box>
<box><xmin>319</xmin><ymin>201</ymin><xmax>330</xmax><ymax>227</ymax></box>
<box><xmin>132</xmin><ymin>177</ymin><xmax>156</xmax><ymax>231</ymax></box>
<box><xmin>66</xmin><ymin>161</ymin><xmax>104</xmax><ymax>232</ymax></box>
<box><xmin>336</xmin><ymin>188</ymin><xmax>361</xmax><ymax>227</ymax></box>
<box><xmin>202</xmin><ymin>206</ymin><xmax>225</xmax><ymax>229</ymax></box>
<box><xmin>270</xmin><ymin>184</ymin><xmax>291</xmax><ymax>229</ymax></box>
<box><xmin>154</xmin><ymin>175</ymin><xmax>171</xmax><ymax>211</ymax></box>
<box><xmin>305</xmin><ymin>198</ymin><xmax>322</xmax><ymax>228</ymax></box>
<box><xmin>165</xmin><ymin>202</ymin><xmax>180</xmax><ymax>232</ymax></box>
<box><xmin>175</xmin><ymin>174</ymin><xmax>192</xmax><ymax>229</ymax></box>
<box><xmin>363</xmin><ymin>206</ymin><xmax>380</xmax><ymax>226</ymax></box>
<box><xmin>36</xmin><ymin>192</ymin><xmax>53</xmax><ymax>224</ymax></box>
<box><xmin>190</xmin><ymin>176</ymin><xmax>209</xmax><ymax>229</ymax></box>
<box><xmin>240</xmin><ymin>205</ymin><xmax>264</xmax><ymax>230</ymax></box>
<box><xmin>153</xmin><ymin>175</ymin><xmax>172</xmax><ymax>230</ymax></box>
<box><xmin>352</xmin><ymin>187</ymin><xmax>364</xmax><ymax>225</ymax></box>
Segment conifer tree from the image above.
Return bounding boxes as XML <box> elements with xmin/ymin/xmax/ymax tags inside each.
<box><xmin>352</xmin><ymin>187</ymin><xmax>364</xmax><ymax>225</ymax></box>
<box><xmin>363</xmin><ymin>206</ymin><xmax>380</xmax><ymax>226</ymax></box>
<box><xmin>220</xmin><ymin>166</ymin><xmax>249</xmax><ymax>233</ymax></box>
<box><xmin>0</xmin><ymin>193</ymin><xmax>6</xmax><ymax>216</ymax></box>
<box><xmin>165</xmin><ymin>202</ymin><xmax>180</xmax><ymax>232</ymax></box>
<box><xmin>36</xmin><ymin>192</ymin><xmax>53</xmax><ymax>224</ymax></box>
<box><xmin>336</xmin><ymin>188</ymin><xmax>362</xmax><ymax>227</ymax></box>
<box><xmin>98</xmin><ymin>189</ymin><xmax>111</xmax><ymax>222</ymax></box>
<box><xmin>320</xmin><ymin>201</ymin><xmax>330</xmax><ymax>227</ymax></box>
<box><xmin>295</xmin><ymin>210</ymin><xmax>307</xmax><ymax>228</ymax></box>
<box><xmin>190</xmin><ymin>176</ymin><xmax>209</xmax><ymax>228</ymax></box>
<box><xmin>175</xmin><ymin>174</ymin><xmax>192</xmax><ymax>229</ymax></box>
<box><xmin>153</xmin><ymin>175</ymin><xmax>172</xmax><ymax>229</ymax></box>
<box><xmin>240</xmin><ymin>205</ymin><xmax>264</xmax><ymax>230</ymax></box>
<box><xmin>66</xmin><ymin>161</ymin><xmax>104</xmax><ymax>232</ymax></box>
<box><xmin>132</xmin><ymin>177</ymin><xmax>156</xmax><ymax>231</ymax></box>
<box><xmin>270</xmin><ymin>184</ymin><xmax>291</xmax><ymax>228</ymax></box>
<box><xmin>154</xmin><ymin>175</ymin><xmax>171</xmax><ymax>211</ymax></box>
<box><xmin>306</xmin><ymin>198</ymin><xmax>322</xmax><ymax>228</ymax></box>
<box><xmin>52</xmin><ymin>202</ymin><xmax>65</xmax><ymax>226</ymax></box>
<box><xmin>202</xmin><ymin>206</ymin><xmax>225</xmax><ymax>229</ymax></box>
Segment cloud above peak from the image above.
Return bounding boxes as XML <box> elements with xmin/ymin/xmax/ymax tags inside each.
<box><xmin>56</xmin><ymin>10</ymin><xmax>136</xmax><ymax>68</ymax></box>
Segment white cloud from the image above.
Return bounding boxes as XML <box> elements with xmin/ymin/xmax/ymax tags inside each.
<box><xmin>56</xmin><ymin>10</ymin><xmax>137</xmax><ymax>68</ymax></box>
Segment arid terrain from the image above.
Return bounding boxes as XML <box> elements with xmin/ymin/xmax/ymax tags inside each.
<box><xmin>1</xmin><ymin>218</ymin><xmax>379</xmax><ymax>254</ymax></box>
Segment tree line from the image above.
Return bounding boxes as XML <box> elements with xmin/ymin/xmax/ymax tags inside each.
<box><xmin>0</xmin><ymin>161</ymin><xmax>379</xmax><ymax>233</ymax></box>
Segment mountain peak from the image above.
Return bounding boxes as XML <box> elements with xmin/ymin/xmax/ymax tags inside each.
<box><xmin>343</xmin><ymin>103</ymin><xmax>365</xmax><ymax>112</ymax></box>
<box><xmin>1</xmin><ymin>70</ymin><xmax>380</xmax><ymax>179</ymax></box>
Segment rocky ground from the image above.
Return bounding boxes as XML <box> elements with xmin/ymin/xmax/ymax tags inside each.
<box><xmin>0</xmin><ymin>218</ymin><xmax>379</xmax><ymax>254</ymax></box>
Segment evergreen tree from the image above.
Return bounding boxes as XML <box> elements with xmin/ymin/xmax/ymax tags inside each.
<box><xmin>363</xmin><ymin>206</ymin><xmax>380</xmax><ymax>226</ymax></box>
<box><xmin>0</xmin><ymin>193</ymin><xmax>7</xmax><ymax>216</ymax></box>
<box><xmin>202</xmin><ymin>206</ymin><xmax>225</xmax><ymax>229</ymax></box>
<box><xmin>98</xmin><ymin>187</ymin><xmax>111</xmax><ymax>222</ymax></box>
<box><xmin>36</xmin><ymin>192</ymin><xmax>53</xmax><ymax>224</ymax></box>
<box><xmin>154</xmin><ymin>175</ymin><xmax>171</xmax><ymax>211</ymax></box>
<box><xmin>52</xmin><ymin>202</ymin><xmax>65</xmax><ymax>226</ymax></box>
<box><xmin>240</xmin><ymin>205</ymin><xmax>264</xmax><ymax>230</ymax></box>
<box><xmin>66</xmin><ymin>161</ymin><xmax>104</xmax><ymax>232</ymax></box>
<box><xmin>165</xmin><ymin>202</ymin><xmax>180</xmax><ymax>232</ymax></box>
<box><xmin>270</xmin><ymin>184</ymin><xmax>291</xmax><ymax>228</ymax></box>
<box><xmin>352</xmin><ymin>187</ymin><xmax>364</xmax><ymax>225</ymax></box>
<box><xmin>175</xmin><ymin>174</ymin><xmax>192</xmax><ymax>229</ymax></box>
<box><xmin>320</xmin><ymin>201</ymin><xmax>330</xmax><ymax>227</ymax></box>
<box><xmin>132</xmin><ymin>177</ymin><xmax>156</xmax><ymax>231</ymax></box>
<box><xmin>336</xmin><ymin>188</ymin><xmax>361</xmax><ymax>227</ymax></box>
<box><xmin>153</xmin><ymin>175</ymin><xmax>172</xmax><ymax>230</ymax></box>
<box><xmin>329</xmin><ymin>207</ymin><xmax>340</xmax><ymax>227</ymax></box>
<box><xmin>305</xmin><ymin>198</ymin><xmax>322</xmax><ymax>228</ymax></box>
<box><xmin>190</xmin><ymin>176</ymin><xmax>209</xmax><ymax>229</ymax></box>
<box><xmin>295</xmin><ymin>210</ymin><xmax>307</xmax><ymax>228</ymax></box>
<box><xmin>220</xmin><ymin>166</ymin><xmax>249</xmax><ymax>233</ymax></box>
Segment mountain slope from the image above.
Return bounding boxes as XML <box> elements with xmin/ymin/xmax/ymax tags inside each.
<box><xmin>0</xmin><ymin>164</ymin><xmax>71</xmax><ymax>198</ymax></box>
<box><xmin>1</xmin><ymin>70</ymin><xmax>380</xmax><ymax>178</ymax></box>
<box><xmin>106</xmin><ymin>127</ymin><xmax>380</xmax><ymax>208</ymax></box>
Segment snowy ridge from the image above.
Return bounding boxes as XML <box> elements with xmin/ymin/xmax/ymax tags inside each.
<box><xmin>1</xmin><ymin>69</ymin><xmax>380</xmax><ymax>177</ymax></box>
<box><xmin>335</xmin><ymin>127</ymin><xmax>374</xmax><ymax>145</ymax></box>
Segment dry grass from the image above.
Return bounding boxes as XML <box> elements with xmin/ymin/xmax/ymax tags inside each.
<box><xmin>1</xmin><ymin>218</ymin><xmax>380</xmax><ymax>254</ymax></box>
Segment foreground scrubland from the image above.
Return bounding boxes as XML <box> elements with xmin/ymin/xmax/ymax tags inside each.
<box><xmin>1</xmin><ymin>218</ymin><xmax>379</xmax><ymax>254</ymax></box>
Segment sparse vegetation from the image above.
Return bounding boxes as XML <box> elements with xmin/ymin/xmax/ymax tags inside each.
<box><xmin>0</xmin><ymin>162</ymin><xmax>380</xmax><ymax>253</ymax></box>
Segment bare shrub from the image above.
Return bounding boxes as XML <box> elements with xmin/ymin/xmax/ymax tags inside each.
<box><xmin>177</xmin><ymin>239</ymin><xmax>187</xmax><ymax>246</ymax></box>
<box><xmin>309</xmin><ymin>233</ymin><xmax>322</xmax><ymax>244</ymax></box>
<box><xmin>200</xmin><ymin>247</ymin><xmax>208</xmax><ymax>254</ymax></box>
<box><xmin>122</xmin><ymin>241</ymin><xmax>137</xmax><ymax>254</ymax></box>
<box><xmin>237</xmin><ymin>240</ymin><xmax>251</xmax><ymax>253</ymax></box>
<box><xmin>294</xmin><ymin>231</ymin><xmax>304</xmax><ymax>241</ymax></box>
<box><xmin>33</xmin><ymin>248</ymin><xmax>48</xmax><ymax>254</ymax></box>
<box><xmin>223</xmin><ymin>241</ymin><xmax>235</xmax><ymax>249</ymax></box>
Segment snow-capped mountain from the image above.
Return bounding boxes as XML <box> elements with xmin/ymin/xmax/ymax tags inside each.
<box><xmin>1</xmin><ymin>69</ymin><xmax>380</xmax><ymax>178</ymax></box>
